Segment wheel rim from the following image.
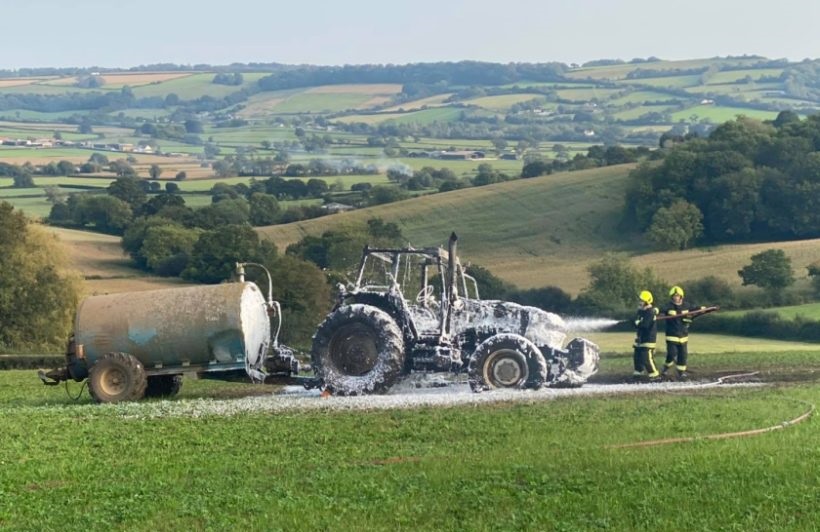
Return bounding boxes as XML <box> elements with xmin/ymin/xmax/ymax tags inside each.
<box><xmin>99</xmin><ymin>367</ymin><xmax>128</xmax><ymax>397</ymax></box>
<box><xmin>484</xmin><ymin>349</ymin><xmax>528</xmax><ymax>388</ymax></box>
<box><xmin>329</xmin><ymin>322</ymin><xmax>379</xmax><ymax>376</ymax></box>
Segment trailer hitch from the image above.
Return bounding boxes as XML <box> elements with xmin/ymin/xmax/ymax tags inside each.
<box><xmin>38</xmin><ymin>368</ymin><xmax>66</xmax><ymax>386</ymax></box>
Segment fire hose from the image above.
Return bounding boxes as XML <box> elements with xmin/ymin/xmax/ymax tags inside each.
<box><xmin>607</xmin><ymin>372</ymin><xmax>815</xmax><ymax>449</ymax></box>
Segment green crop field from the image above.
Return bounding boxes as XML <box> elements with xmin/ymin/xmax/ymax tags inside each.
<box><xmin>723</xmin><ymin>302</ymin><xmax>820</xmax><ymax>320</ymax></box>
<box><xmin>621</xmin><ymin>74</ymin><xmax>703</xmax><ymax>89</ymax></box>
<box><xmin>555</xmin><ymin>87</ymin><xmax>624</xmax><ymax>101</ymax></box>
<box><xmin>612</xmin><ymin>105</ymin><xmax>677</xmax><ymax>121</ymax></box>
<box><xmin>704</xmin><ymin>68</ymin><xmax>784</xmax><ymax>85</ymax></box>
<box><xmin>127</xmin><ymin>73</ymin><xmax>260</xmax><ymax>99</ymax></box>
<box><xmin>609</xmin><ymin>90</ymin><xmax>681</xmax><ymax>105</ymax></box>
<box><xmin>0</xmin><ymin>346</ymin><xmax>817</xmax><ymax>530</ymax></box>
<box><xmin>463</xmin><ymin>93</ymin><xmax>545</xmax><ymax>110</ymax></box>
<box><xmin>335</xmin><ymin>106</ymin><xmax>465</xmax><ymax>126</ymax></box>
<box><xmin>670</xmin><ymin>105</ymin><xmax>779</xmax><ymax>122</ymax></box>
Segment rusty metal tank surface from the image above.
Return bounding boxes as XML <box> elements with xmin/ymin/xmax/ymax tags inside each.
<box><xmin>75</xmin><ymin>283</ymin><xmax>271</xmax><ymax>370</ymax></box>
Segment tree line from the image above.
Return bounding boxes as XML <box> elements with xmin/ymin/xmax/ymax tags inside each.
<box><xmin>625</xmin><ymin>112</ymin><xmax>820</xmax><ymax>249</ymax></box>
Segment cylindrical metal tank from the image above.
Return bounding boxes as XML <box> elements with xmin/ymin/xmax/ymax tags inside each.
<box><xmin>75</xmin><ymin>282</ymin><xmax>271</xmax><ymax>371</ymax></box>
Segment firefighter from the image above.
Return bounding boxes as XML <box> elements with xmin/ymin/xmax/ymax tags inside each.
<box><xmin>632</xmin><ymin>290</ymin><xmax>660</xmax><ymax>380</ymax></box>
<box><xmin>661</xmin><ymin>285</ymin><xmax>705</xmax><ymax>380</ymax></box>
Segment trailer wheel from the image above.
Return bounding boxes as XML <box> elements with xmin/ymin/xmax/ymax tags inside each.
<box><xmin>88</xmin><ymin>352</ymin><xmax>147</xmax><ymax>403</ymax></box>
<box><xmin>144</xmin><ymin>375</ymin><xmax>183</xmax><ymax>398</ymax></box>
<box><xmin>468</xmin><ymin>334</ymin><xmax>547</xmax><ymax>392</ymax></box>
<box><xmin>312</xmin><ymin>304</ymin><xmax>405</xmax><ymax>395</ymax></box>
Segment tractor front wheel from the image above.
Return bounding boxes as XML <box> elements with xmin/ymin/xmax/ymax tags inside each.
<box><xmin>468</xmin><ymin>334</ymin><xmax>547</xmax><ymax>392</ymax></box>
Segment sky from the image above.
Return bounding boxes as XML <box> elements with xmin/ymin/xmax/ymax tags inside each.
<box><xmin>2</xmin><ymin>0</ymin><xmax>820</xmax><ymax>69</ymax></box>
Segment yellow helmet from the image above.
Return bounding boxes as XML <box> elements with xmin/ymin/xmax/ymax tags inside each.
<box><xmin>638</xmin><ymin>290</ymin><xmax>653</xmax><ymax>304</ymax></box>
<box><xmin>669</xmin><ymin>285</ymin><xmax>685</xmax><ymax>298</ymax></box>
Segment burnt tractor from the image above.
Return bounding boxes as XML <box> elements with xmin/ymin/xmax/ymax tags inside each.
<box><xmin>311</xmin><ymin>233</ymin><xmax>599</xmax><ymax>395</ymax></box>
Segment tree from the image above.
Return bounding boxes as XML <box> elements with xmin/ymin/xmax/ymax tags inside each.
<box><xmin>0</xmin><ymin>202</ymin><xmax>81</xmax><ymax>349</ymax></box>
<box><xmin>738</xmin><ymin>249</ymin><xmax>795</xmax><ymax>290</ymax></box>
<box><xmin>108</xmin><ymin>176</ymin><xmax>146</xmax><ymax>208</ymax></box>
<box><xmin>72</xmin><ymin>195</ymin><xmax>133</xmax><ymax>234</ymax></box>
<box><xmin>12</xmin><ymin>173</ymin><xmax>35</xmax><ymax>188</ymax></box>
<box><xmin>182</xmin><ymin>225</ymin><xmax>276</xmax><ymax>284</ymax></box>
<box><xmin>109</xmin><ymin>160</ymin><xmax>137</xmax><ymax>178</ymax></box>
<box><xmin>646</xmin><ymin>200</ymin><xmax>703</xmax><ymax>250</ymax></box>
<box><xmin>140</xmin><ymin>224</ymin><xmax>202</xmax><ymax>276</ymax></box>
<box><xmin>184</xmin><ymin>119</ymin><xmax>204</xmax><ymax>134</ymax></box>
<box><xmin>576</xmin><ymin>254</ymin><xmax>666</xmax><ymax>313</ymax></box>
<box><xmin>149</xmin><ymin>164</ymin><xmax>162</xmax><ymax>179</ymax></box>
<box><xmin>248</xmin><ymin>193</ymin><xmax>281</xmax><ymax>226</ymax></box>
<box><xmin>175</xmin><ymin>171</ymin><xmax>187</xmax><ymax>181</ymax></box>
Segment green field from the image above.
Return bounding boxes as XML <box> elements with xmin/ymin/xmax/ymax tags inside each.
<box><xmin>723</xmin><ymin>302</ymin><xmax>820</xmax><ymax>320</ymax></box>
<box><xmin>0</xmin><ymin>346</ymin><xmax>817</xmax><ymax>530</ymax></box>
<box><xmin>463</xmin><ymin>93</ymin><xmax>545</xmax><ymax>110</ymax></box>
<box><xmin>335</xmin><ymin>106</ymin><xmax>465</xmax><ymax>126</ymax></box>
<box><xmin>670</xmin><ymin>105</ymin><xmax>779</xmax><ymax>122</ymax></box>
<box><xmin>128</xmin><ymin>73</ymin><xmax>261</xmax><ymax>99</ymax></box>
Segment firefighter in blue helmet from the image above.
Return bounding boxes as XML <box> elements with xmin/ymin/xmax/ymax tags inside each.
<box><xmin>661</xmin><ymin>285</ymin><xmax>706</xmax><ymax>380</ymax></box>
<box><xmin>632</xmin><ymin>290</ymin><xmax>660</xmax><ymax>380</ymax></box>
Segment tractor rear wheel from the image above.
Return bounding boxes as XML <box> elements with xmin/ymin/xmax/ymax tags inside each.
<box><xmin>89</xmin><ymin>352</ymin><xmax>148</xmax><ymax>403</ymax></box>
<box><xmin>144</xmin><ymin>375</ymin><xmax>183</xmax><ymax>398</ymax></box>
<box><xmin>312</xmin><ymin>304</ymin><xmax>405</xmax><ymax>395</ymax></box>
<box><xmin>468</xmin><ymin>334</ymin><xmax>547</xmax><ymax>392</ymax></box>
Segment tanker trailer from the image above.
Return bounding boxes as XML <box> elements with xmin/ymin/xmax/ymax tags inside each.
<box><xmin>39</xmin><ymin>263</ymin><xmax>305</xmax><ymax>403</ymax></box>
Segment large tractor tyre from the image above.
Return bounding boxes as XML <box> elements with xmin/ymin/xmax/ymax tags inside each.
<box><xmin>88</xmin><ymin>352</ymin><xmax>148</xmax><ymax>403</ymax></box>
<box><xmin>468</xmin><ymin>334</ymin><xmax>547</xmax><ymax>393</ymax></box>
<box><xmin>144</xmin><ymin>375</ymin><xmax>183</xmax><ymax>398</ymax></box>
<box><xmin>312</xmin><ymin>304</ymin><xmax>405</xmax><ymax>395</ymax></box>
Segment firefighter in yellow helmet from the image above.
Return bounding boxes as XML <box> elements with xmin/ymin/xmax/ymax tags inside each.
<box><xmin>661</xmin><ymin>285</ymin><xmax>706</xmax><ymax>380</ymax></box>
<box><xmin>632</xmin><ymin>290</ymin><xmax>660</xmax><ymax>380</ymax></box>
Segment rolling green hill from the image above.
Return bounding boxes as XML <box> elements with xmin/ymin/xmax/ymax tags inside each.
<box><xmin>258</xmin><ymin>163</ymin><xmax>820</xmax><ymax>294</ymax></box>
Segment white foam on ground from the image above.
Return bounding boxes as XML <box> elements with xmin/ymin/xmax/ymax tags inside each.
<box><xmin>53</xmin><ymin>374</ymin><xmax>759</xmax><ymax>420</ymax></box>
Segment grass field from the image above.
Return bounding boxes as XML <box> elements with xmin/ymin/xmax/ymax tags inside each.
<box><xmin>256</xmin><ymin>163</ymin><xmax>820</xmax><ymax>294</ymax></box>
<box><xmin>463</xmin><ymin>93</ymin><xmax>545</xmax><ymax>110</ymax></box>
<box><xmin>258</xmin><ymin>164</ymin><xmax>641</xmax><ymax>291</ymax></box>
<box><xmin>334</xmin><ymin>106</ymin><xmax>465</xmax><ymax>126</ymax></box>
<box><xmin>0</xmin><ymin>351</ymin><xmax>817</xmax><ymax>530</ymax></box>
<box><xmin>670</xmin><ymin>105</ymin><xmax>778</xmax><ymax>122</ymax></box>
<box><xmin>46</xmin><ymin>226</ymin><xmax>189</xmax><ymax>296</ymax></box>
<box><xmin>723</xmin><ymin>302</ymin><xmax>820</xmax><ymax>320</ymax></box>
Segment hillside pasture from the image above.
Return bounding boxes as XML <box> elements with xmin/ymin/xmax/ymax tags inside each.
<box><xmin>47</xmin><ymin>226</ymin><xmax>189</xmax><ymax>295</ymax></box>
<box><xmin>670</xmin><ymin>104</ymin><xmax>778</xmax><ymax>122</ymax></box>
<box><xmin>0</xmin><ymin>78</ymin><xmax>50</xmax><ymax>88</ymax></box>
<box><xmin>612</xmin><ymin>104</ymin><xmax>677</xmax><ymax>120</ymax></box>
<box><xmin>704</xmin><ymin>68</ymin><xmax>784</xmax><ymax>85</ymax></box>
<box><xmin>609</xmin><ymin>90</ymin><xmax>682</xmax><ymax>105</ymax></box>
<box><xmin>258</xmin><ymin>164</ymin><xmax>640</xmax><ymax>292</ymax></box>
<box><xmin>128</xmin><ymin>73</ymin><xmax>257</xmax><ymax>100</ymax></box>
<box><xmin>631</xmin><ymin>237</ymin><xmax>820</xmax><ymax>288</ymax></box>
<box><xmin>619</xmin><ymin>74</ymin><xmax>702</xmax><ymax>89</ymax></box>
<box><xmin>463</xmin><ymin>93</ymin><xmax>545</xmax><ymax>110</ymax></box>
<box><xmin>97</xmin><ymin>72</ymin><xmax>194</xmax><ymax>88</ymax></box>
<box><xmin>257</xmin><ymin>163</ymin><xmax>820</xmax><ymax>294</ymax></box>
<box><xmin>379</xmin><ymin>93</ymin><xmax>454</xmax><ymax>112</ymax></box>
<box><xmin>554</xmin><ymin>87</ymin><xmax>623</xmax><ymax>101</ymax></box>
